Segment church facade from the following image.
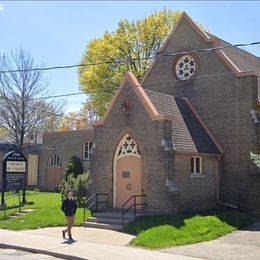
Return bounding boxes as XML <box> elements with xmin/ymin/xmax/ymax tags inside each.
<box><xmin>40</xmin><ymin>12</ymin><xmax>260</xmax><ymax>213</ymax></box>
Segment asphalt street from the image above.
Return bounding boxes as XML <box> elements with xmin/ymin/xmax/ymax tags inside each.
<box><xmin>0</xmin><ymin>248</ymin><xmax>61</xmax><ymax>260</ymax></box>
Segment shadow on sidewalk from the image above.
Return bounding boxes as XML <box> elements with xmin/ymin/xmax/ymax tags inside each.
<box><xmin>61</xmin><ymin>239</ymin><xmax>77</xmax><ymax>245</ymax></box>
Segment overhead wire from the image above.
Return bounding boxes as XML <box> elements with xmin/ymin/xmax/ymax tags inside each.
<box><xmin>0</xmin><ymin>40</ymin><xmax>259</xmax><ymax>123</ymax></box>
<box><xmin>0</xmin><ymin>41</ymin><xmax>259</xmax><ymax>74</ymax></box>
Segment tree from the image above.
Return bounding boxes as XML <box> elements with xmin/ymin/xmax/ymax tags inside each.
<box><xmin>79</xmin><ymin>9</ymin><xmax>182</xmax><ymax>115</ymax></box>
<box><xmin>65</xmin><ymin>156</ymin><xmax>84</xmax><ymax>180</ymax></box>
<box><xmin>59</xmin><ymin>100</ymin><xmax>98</xmax><ymax>131</ymax></box>
<box><xmin>0</xmin><ymin>48</ymin><xmax>63</xmax><ymax>147</ymax></box>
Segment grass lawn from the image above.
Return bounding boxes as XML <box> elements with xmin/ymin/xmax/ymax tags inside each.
<box><xmin>0</xmin><ymin>191</ymin><xmax>91</xmax><ymax>230</ymax></box>
<box><xmin>123</xmin><ymin>210</ymin><xmax>254</xmax><ymax>249</ymax></box>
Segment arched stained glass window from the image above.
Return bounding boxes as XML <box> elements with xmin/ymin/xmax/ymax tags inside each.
<box><xmin>117</xmin><ymin>134</ymin><xmax>140</xmax><ymax>159</ymax></box>
<box><xmin>48</xmin><ymin>155</ymin><xmax>61</xmax><ymax>167</ymax></box>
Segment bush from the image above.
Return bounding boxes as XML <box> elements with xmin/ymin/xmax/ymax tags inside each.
<box><xmin>65</xmin><ymin>156</ymin><xmax>84</xmax><ymax>180</ymax></box>
<box><xmin>60</xmin><ymin>172</ymin><xmax>90</xmax><ymax>207</ymax></box>
<box><xmin>250</xmin><ymin>152</ymin><xmax>260</xmax><ymax>169</ymax></box>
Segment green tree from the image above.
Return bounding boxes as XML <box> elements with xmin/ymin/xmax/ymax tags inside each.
<box><xmin>79</xmin><ymin>9</ymin><xmax>182</xmax><ymax>115</ymax></box>
<box><xmin>65</xmin><ymin>156</ymin><xmax>84</xmax><ymax>180</ymax></box>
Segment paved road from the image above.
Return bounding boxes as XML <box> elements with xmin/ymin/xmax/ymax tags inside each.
<box><xmin>0</xmin><ymin>248</ymin><xmax>60</xmax><ymax>260</ymax></box>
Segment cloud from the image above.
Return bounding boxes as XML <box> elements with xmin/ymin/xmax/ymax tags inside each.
<box><xmin>0</xmin><ymin>5</ymin><xmax>4</xmax><ymax>12</ymax></box>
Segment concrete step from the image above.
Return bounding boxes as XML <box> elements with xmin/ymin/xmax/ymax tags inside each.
<box><xmin>83</xmin><ymin>221</ymin><xmax>122</xmax><ymax>231</ymax></box>
<box><xmin>20</xmin><ymin>209</ymin><xmax>35</xmax><ymax>214</ymax></box>
<box><xmin>93</xmin><ymin>211</ymin><xmax>144</xmax><ymax>220</ymax></box>
<box><xmin>88</xmin><ymin>217</ymin><xmax>131</xmax><ymax>225</ymax></box>
<box><xmin>12</xmin><ymin>212</ymin><xmax>25</xmax><ymax>217</ymax></box>
<box><xmin>7</xmin><ymin>215</ymin><xmax>18</xmax><ymax>219</ymax></box>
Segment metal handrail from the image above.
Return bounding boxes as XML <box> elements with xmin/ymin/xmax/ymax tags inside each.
<box><xmin>122</xmin><ymin>194</ymin><xmax>146</xmax><ymax>227</ymax></box>
<box><xmin>0</xmin><ymin>192</ymin><xmax>22</xmax><ymax>220</ymax></box>
<box><xmin>83</xmin><ymin>193</ymin><xmax>109</xmax><ymax>222</ymax></box>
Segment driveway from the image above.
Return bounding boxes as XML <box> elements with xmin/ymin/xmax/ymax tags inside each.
<box><xmin>163</xmin><ymin>223</ymin><xmax>260</xmax><ymax>260</ymax></box>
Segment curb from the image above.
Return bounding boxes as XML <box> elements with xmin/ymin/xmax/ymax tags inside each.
<box><xmin>0</xmin><ymin>243</ymin><xmax>87</xmax><ymax>260</ymax></box>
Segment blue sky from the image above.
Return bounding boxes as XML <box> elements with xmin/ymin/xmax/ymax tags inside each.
<box><xmin>0</xmin><ymin>1</ymin><xmax>260</xmax><ymax>112</ymax></box>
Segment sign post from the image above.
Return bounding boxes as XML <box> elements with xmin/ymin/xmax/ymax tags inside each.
<box><xmin>1</xmin><ymin>151</ymin><xmax>27</xmax><ymax>207</ymax></box>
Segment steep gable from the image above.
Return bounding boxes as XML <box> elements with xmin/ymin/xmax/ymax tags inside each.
<box><xmin>94</xmin><ymin>72</ymin><xmax>173</xmax><ymax>126</ymax></box>
<box><xmin>142</xmin><ymin>12</ymin><xmax>260</xmax><ymax>86</ymax></box>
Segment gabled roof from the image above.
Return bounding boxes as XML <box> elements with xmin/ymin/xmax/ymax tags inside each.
<box><xmin>145</xmin><ymin>89</ymin><xmax>223</xmax><ymax>155</ymax></box>
<box><xmin>94</xmin><ymin>72</ymin><xmax>174</xmax><ymax>126</ymax></box>
<box><xmin>142</xmin><ymin>12</ymin><xmax>260</xmax><ymax>84</ymax></box>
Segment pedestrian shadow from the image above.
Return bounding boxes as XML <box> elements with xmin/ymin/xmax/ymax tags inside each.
<box><xmin>61</xmin><ymin>239</ymin><xmax>77</xmax><ymax>245</ymax></box>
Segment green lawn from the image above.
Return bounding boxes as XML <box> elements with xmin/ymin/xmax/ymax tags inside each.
<box><xmin>0</xmin><ymin>191</ymin><xmax>91</xmax><ymax>230</ymax></box>
<box><xmin>123</xmin><ymin>210</ymin><xmax>254</xmax><ymax>249</ymax></box>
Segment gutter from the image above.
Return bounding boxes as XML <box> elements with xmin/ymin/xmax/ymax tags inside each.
<box><xmin>216</xmin><ymin>155</ymin><xmax>238</xmax><ymax>209</ymax></box>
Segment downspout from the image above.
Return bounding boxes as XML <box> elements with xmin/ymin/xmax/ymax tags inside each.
<box><xmin>216</xmin><ymin>154</ymin><xmax>238</xmax><ymax>209</ymax></box>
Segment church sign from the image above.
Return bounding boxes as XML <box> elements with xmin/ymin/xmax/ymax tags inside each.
<box><xmin>2</xmin><ymin>151</ymin><xmax>27</xmax><ymax>191</ymax></box>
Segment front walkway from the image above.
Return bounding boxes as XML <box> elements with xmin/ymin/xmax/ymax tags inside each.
<box><xmin>0</xmin><ymin>227</ymin><xmax>201</xmax><ymax>260</ymax></box>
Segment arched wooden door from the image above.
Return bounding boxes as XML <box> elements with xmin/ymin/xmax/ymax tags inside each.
<box><xmin>113</xmin><ymin>134</ymin><xmax>142</xmax><ymax>208</ymax></box>
<box><xmin>47</xmin><ymin>155</ymin><xmax>62</xmax><ymax>191</ymax></box>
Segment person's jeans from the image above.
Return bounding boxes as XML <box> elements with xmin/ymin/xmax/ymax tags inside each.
<box><xmin>64</xmin><ymin>215</ymin><xmax>75</xmax><ymax>238</ymax></box>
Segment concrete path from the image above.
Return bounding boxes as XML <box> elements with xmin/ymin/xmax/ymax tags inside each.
<box><xmin>0</xmin><ymin>227</ymin><xmax>202</xmax><ymax>260</ymax></box>
<box><xmin>164</xmin><ymin>223</ymin><xmax>260</xmax><ymax>260</ymax></box>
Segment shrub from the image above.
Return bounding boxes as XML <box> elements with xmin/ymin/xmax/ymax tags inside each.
<box><xmin>60</xmin><ymin>172</ymin><xmax>90</xmax><ymax>207</ymax></box>
<box><xmin>65</xmin><ymin>156</ymin><xmax>84</xmax><ymax>180</ymax></box>
<box><xmin>250</xmin><ymin>152</ymin><xmax>260</xmax><ymax>170</ymax></box>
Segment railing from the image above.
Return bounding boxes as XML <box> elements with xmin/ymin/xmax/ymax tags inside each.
<box><xmin>0</xmin><ymin>192</ymin><xmax>22</xmax><ymax>220</ymax></box>
<box><xmin>83</xmin><ymin>193</ymin><xmax>109</xmax><ymax>222</ymax></box>
<box><xmin>122</xmin><ymin>194</ymin><xmax>146</xmax><ymax>227</ymax></box>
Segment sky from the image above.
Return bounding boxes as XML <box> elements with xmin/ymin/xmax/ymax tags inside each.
<box><xmin>0</xmin><ymin>1</ymin><xmax>260</xmax><ymax>112</ymax></box>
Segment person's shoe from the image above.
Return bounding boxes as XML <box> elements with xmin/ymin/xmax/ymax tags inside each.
<box><xmin>69</xmin><ymin>237</ymin><xmax>75</xmax><ymax>242</ymax></box>
<box><xmin>62</xmin><ymin>231</ymin><xmax>66</xmax><ymax>239</ymax></box>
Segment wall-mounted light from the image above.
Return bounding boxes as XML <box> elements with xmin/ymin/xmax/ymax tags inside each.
<box><xmin>122</xmin><ymin>101</ymin><xmax>130</xmax><ymax>114</ymax></box>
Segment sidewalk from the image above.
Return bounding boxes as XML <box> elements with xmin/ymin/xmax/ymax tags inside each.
<box><xmin>1</xmin><ymin>227</ymin><xmax>203</xmax><ymax>260</ymax></box>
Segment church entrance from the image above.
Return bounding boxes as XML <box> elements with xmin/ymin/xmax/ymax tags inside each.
<box><xmin>113</xmin><ymin>134</ymin><xmax>142</xmax><ymax>208</ymax></box>
<box><xmin>46</xmin><ymin>154</ymin><xmax>62</xmax><ymax>191</ymax></box>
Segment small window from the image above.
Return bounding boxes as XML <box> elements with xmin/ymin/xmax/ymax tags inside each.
<box><xmin>83</xmin><ymin>141</ymin><xmax>92</xmax><ymax>160</ymax></box>
<box><xmin>48</xmin><ymin>155</ymin><xmax>61</xmax><ymax>167</ymax></box>
<box><xmin>191</xmin><ymin>156</ymin><xmax>202</xmax><ymax>174</ymax></box>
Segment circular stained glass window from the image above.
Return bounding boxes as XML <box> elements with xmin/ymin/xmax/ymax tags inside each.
<box><xmin>174</xmin><ymin>55</ymin><xmax>197</xmax><ymax>80</ymax></box>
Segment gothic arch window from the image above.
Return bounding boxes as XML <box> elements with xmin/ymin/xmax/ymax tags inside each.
<box><xmin>48</xmin><ymin>155</ymin><xmax>61</xmax><ymax>167</ymax></box>
<box><xmin>83</xmin><ymin>141</ymin><xmax>92</xmax><ymax>160</ymax></box>
<box><xmin>116</xmin><ymin>134</ymin><xmax>140</xmax><ymax>159</ymax></box>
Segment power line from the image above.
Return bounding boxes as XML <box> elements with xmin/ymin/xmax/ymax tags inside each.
<box><xmin>0</xmin><ymin>41</ymin><xmax>259</xmax><ymax>74</ymax></box>
<box><xmin>0</xmin><ymin>56</ymin><xmax>156</xmax><ymax>74</ymax></box>
<box><xmin>163</xmin><ymin>41</ymin><xmax>260</xmax><ymax>56</ymax></box>
<box><xmin>4</xmin><ymin>67</ymin><xmax>260</xmax><ymax>125</ymax></box>
<box><xmin>33</xmin><ymin>67</ymin><xmax>260</xmax><ymax>101</ymax></box>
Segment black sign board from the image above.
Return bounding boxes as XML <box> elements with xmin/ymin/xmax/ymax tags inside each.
<box><xmin>3</xmin><ymin>151</ymin><xmax>27</xmax><ymax>191</ymax></box>
<box><xmin>1</xmin><ymin>151</ymin><xmax>27</xmax><ymax>206</ymax></box>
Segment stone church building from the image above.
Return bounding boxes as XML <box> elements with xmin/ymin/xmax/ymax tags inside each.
<box><xmin>40</xmin><ymin>12</ymin><xmax>260</xmax><ymax>213</ymax></box>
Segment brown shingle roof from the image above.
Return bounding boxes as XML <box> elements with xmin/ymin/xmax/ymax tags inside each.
<box><xmin>206</xmin><ymin>33</ymin><xmax>260</xmax><ymax>71</ymax></box>
<box><xmin>145</xmin><ymin>89</ymin><xmax>222</xmax><ymax>155</ymax></box>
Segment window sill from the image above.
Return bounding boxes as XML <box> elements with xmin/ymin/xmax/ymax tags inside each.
<box><xmin>190</xmin><ymin>173</ymin><xmax>205</xmax><ymax>178</ymax></box>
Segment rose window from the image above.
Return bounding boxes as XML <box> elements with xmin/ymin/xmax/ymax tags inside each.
<box><xmin>174</xmin><ymin>55</ymin><xmax>197</xmax><ymax>80</ymax></box>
